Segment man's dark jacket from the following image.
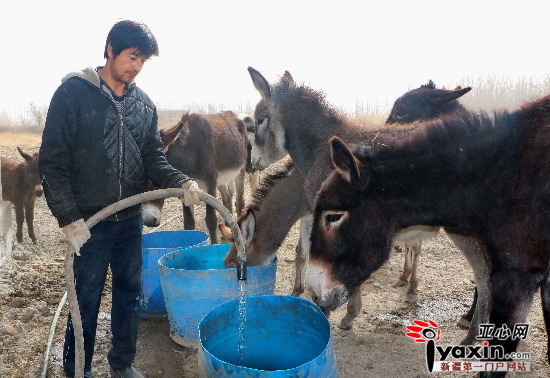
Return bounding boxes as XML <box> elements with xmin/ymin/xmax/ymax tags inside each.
<box><xmin>39</xmin><ymin>67</ymin><xmax>189</xmax><ymax>227</ymax></box>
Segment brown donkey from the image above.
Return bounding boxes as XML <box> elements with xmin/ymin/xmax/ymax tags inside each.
<box><xmin>1</xmin><ymin>147</ymin><xmax>43</xmax><ymax>244</ymax></box>
<box><xmin>142</xmin><ymin>111</ymin><xmax>248</xmax><ymax>243</ymax></box>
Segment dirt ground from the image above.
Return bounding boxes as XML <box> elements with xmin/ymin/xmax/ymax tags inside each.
<box><xmin>1</xmin><ymin>140</ymin><xmax>550</xmax><ymax>377</ymax></box>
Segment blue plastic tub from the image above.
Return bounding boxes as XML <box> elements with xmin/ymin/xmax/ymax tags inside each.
<box><xmin>138</xmin><ymin>230</ymin><xmax>210</xmax><ymax>318</ymax></box>
<box><xmin>198</xmin><ymin>295</ymin><xmax>337</xmax><ymax>377</ymax></box>
<box><xmin>158</xmin><ymin>243</ymin><xmax>277</xmax><ymax>348</ymax></box>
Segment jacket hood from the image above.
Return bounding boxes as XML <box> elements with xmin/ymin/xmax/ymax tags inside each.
<box><xmin>62</xmin><ymin>66</ymin><xmax>101</xmax><ymax>87</ymax></box>
<box><xmin>62</xmin><ymin>66</ymin><xmax>136</xmax><ymax>100</ymax></box>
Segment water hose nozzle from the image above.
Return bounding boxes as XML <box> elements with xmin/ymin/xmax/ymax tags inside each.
<box><xmin>237</xmin><ymin>262</ymin><xmax>247</xmax><ymax>281</ymax></box>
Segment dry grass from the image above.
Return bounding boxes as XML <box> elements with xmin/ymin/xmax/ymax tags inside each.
<box><xmin>0</xmin><ymin>132</ymin><xmax>42</xmax><ymax>147</ymax></box>
<box><xmin>350</xmin><ymin>113</ymin><xmax>388</xmax><ymax>127</ymax></box>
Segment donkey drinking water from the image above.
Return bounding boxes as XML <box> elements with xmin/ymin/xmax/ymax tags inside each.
<box><xmin>224</xmin><ymin>68</ymin><xmax>488</xmax><ymax>338</ymax></box>
<box><xmin>306</xmin><ymin>93</ymin><xmax>550</xmax><ymax>376</ymax></box>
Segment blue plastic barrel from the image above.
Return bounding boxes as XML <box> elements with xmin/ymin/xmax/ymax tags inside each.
<box><xmin>138</xmin><ymin>230</ymin><xmax>210</xmax><ymax>318</ymax></box>
<box><xmin>158</xmin><ymin>244</ymin><xmax>277</xmax><ymax>348</ymax></box>
<box><xmin>198</xmin><ymin>295</ymin><xmax>337</xmax><ymax>377</ymax></box>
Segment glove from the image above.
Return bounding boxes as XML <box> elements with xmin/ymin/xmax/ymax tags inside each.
<box><xmin>181</xmin><ymin>180</ymin><xmax>202</xmax><ymax>206</ymax></box>
<box><xmin>62</xmin><ymin>218</ymin><xmax>91</xmax><ymax>256</ymax></box>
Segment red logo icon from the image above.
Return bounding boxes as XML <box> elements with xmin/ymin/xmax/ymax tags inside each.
<box><xmin>405</xmin><ymin>319</ymin><xmax>441</xmax><ymax>343</ymax></box>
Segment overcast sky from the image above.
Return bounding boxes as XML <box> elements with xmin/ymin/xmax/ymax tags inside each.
<box><xmin>1</xmin><ymin>0</ymin><xmax>548</xmax><ymax>117</ymax></box>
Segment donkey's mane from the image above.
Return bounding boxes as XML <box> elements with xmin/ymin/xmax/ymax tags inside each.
<box><xmin>242</xmin><ymin>160</ymin><xmax>295</xmax><ymax>215</ymax></box>
<box><xmin>275</xmin><ymin>77</ymin><xmax>348</xmax><ymax>130</ymax></box>
<box><xmin>421</xmin><ymin>79</ymin><xmax>437</xmax><ymax>89</ymax></box>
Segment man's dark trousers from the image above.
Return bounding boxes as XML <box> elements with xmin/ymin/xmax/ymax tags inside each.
<box><xmin>63</xmin><ymin>214</ymin><xmax>143</xmax><ymax>376</ymax></box>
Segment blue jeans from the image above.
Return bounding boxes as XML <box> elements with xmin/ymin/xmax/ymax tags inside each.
<box><xmin>63</xmin><ymin>214</ymin><xmax>143</xmax><ymax>376</ymax></box>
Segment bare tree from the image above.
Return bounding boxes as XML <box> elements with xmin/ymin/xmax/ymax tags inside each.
<box><xmin>28</xmin><ymin>101</ymin><xmax>46</xmax><ymax>132</ymax></box>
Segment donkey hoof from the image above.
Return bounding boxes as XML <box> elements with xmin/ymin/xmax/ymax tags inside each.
<box><xmin>290</xmin><ymin>289</ymin><xmax>304</xmax><ymax>297</ymax></box>
<box><xmin>459</xmin><ymin>336</ymin><xmax>474</xmax><ymax>345</ymax></box>
<box><xmin>457</xmin><ymin>316</ymin><xmax>471</xmax><ymax>329</ymax></box>
<box><xmin>394</xmin><ymin>279</ymin><xmax>408</xmax><ymax>288</ymax></box>
<box><xmin>338</xmin><ymin>319</ymin><xmax>353</xmax><ymax>330</ymax></box>
<box><xmin>406</xmin><ymin>293</ymin><xmax>418</xmax><ymax>304</ymax></box>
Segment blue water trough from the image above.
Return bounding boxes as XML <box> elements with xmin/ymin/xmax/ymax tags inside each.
<box><xmin>158</xmin><ymin>243</ymin><xmax>276</xmax><ymax>348</ymax></box>
<box><xmin>138</xmin><ymin>229</ymin><xmax>209</xmax><ymax>318</ymax></box>
<box><xmin>198</xmin><ymin>295</ymin><xmax>337</xmax><ymax>377</ymax></box>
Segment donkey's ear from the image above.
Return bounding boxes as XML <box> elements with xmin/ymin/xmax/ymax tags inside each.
<box><xmin>17</xmin><ymin>147</ymin><xmax>33</xmax><ymax>161</ymax></box>
<box><xmin>248</xmin><ymin>66</ymin><xmax>271</xmax><ymax>101</ymax></box>
<box><xmin>431</xmin><ymin>86</ymin><xmax>472</xmax><ymax>104</ymax></box>
<box><xmin>240</xmin><ymin>208</ymin><xmax>257</xmax><ymax>246</ymax></box>
<box><xmin>282</xmin><ymin>71</ymin><xmax>295</xmax><ymax>87</ymax></box>
<box><xmin>329</xmin><ymin>137</ymin><xmax>369</xmax><ymax>191</ymax></box>
<box><xmin>160</xmin><ymin>114</ymin><xmax>186</xmax><ymax>151</ymax></box>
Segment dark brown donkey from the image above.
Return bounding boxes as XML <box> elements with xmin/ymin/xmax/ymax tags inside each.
<box><xmin>142</xmin><ymin>111</ymin><xmax>248</xmax><ymax>243</ymax></box>
<box><xmin>385</xmin><ymin>80</ymin><xmax>473</xmax><ymax>304</ymax></box>
<box><xmin>386</xmin><ymin>80</ymin><xmax>486</xmax><ymax>331</ymax></box>
<box><xmin>224</xmin><ymin>70</ymin><xmax>488</xmax><ymax>342</ymax></box>
<box><xmin>1</xmin><ymin>147</ymin><xmax>43</xmax><ymax>244</ymax></box>
<box><xmin>306</xmin><ymin>92</ymin><xmax>550</xmax><ymax>376</ymax></box>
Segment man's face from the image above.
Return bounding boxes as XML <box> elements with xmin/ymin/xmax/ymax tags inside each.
<box><xmin>108</xmin><ymin>45</ymin><xmax>149</xmax><ymax>84</ymax></box>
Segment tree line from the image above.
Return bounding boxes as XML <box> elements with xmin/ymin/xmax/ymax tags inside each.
<box><xmin>2</xmin><ymin>75</ymin><xmax>549</xmax><ymax>134</ymax></box>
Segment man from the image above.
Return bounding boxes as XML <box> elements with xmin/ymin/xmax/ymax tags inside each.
<box><xmin>39</xmin><ymin>20</ymin><xmax>200</xmax><ymax>378</ymax></box>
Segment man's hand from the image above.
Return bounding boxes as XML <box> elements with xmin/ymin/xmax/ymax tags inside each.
<box><xmin>181</xmin><ymin>180</ymin><xmax>202</xmax><ymax>206</ymax></box>
<box><xmin>62</xmin><ymin>218</ymin><xmax>91</xmax><ymax>256</ymax></box>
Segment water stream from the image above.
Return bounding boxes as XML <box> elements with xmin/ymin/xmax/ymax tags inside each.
<box><xmin>237</xmin><ymin>280</ymin><xmax>247</xmax><ymax>364</ymax></box>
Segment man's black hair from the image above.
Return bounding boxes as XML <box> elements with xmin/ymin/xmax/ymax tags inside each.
<box><xmin>104</xmin><ymin>20</ymin><xmax>159</xmax><ymax>59</ymax></box>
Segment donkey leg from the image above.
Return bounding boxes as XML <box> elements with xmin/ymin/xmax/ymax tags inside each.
<box><xmin>458</xmin><ymin>288</ymin><xmax>478</xmax><ymax>329</ymax></box>
<box><xmin>25</xmin><ymin>199</ymin><xmax>37</xmax><ymax>244</ymax></box>
<box><xmin>339</xmin><ymin>286</ymin><xmax>362</xmax><ymax>330</ymax></box>
<box><xmin>461</xmin><ymin>281</ymin><xmax>491</xmax><ymax>345</ymax></box>
<box><xmin>234</xmin><ymin>168</ymin><xmax>246</xmax><ymax>216</ymax></box>
<box><xmin>218</xmin><ymin>184</ymin><xmax>233</xmax><ymax>215</ymax></box>
<box><xmin>446</xmin><ymin>230</ymin><xmax>491</xmax><ymax>344</ymax></box>
<box><xmin>395</xmin><ymin>244</ymin><xmax>412</xmax><ymax>287</ymax></box>
<box><xmin>540</xmin><ymin>276</ymin><xmax>550</xmax><ymax>364</ymax></box>
<box><xmin>478</xmin><ymin>272</ymin><xmax>537</xmax><ymax>378</ymax></box>
<box><xmin>292</xmin><ymin>240</ymin><xmax>305</xmax><ymax>297</ymax></box>
<box><xmin>292</xmin><ymin>215</ymin><xmax>313</xmax><ymax>297</ymax></box>
<box><xmin>183</xmin><ymin>205</ymin><xmax>195</xmax><ymax>231</ymax></box>
<box><xmin>248</xmin><ymin>170</ymin><xmax>260</xmax><ymax>194</ymax></box>
<box><xmin>14</xmin><ymin>202</ymin><xmax>25</xmax><ymax>243</ymax></box>
<box><xmin>205</xmin><ymin>184</ymin><xmax>219</xmax><ymax>244</ymax></box>
<box><xmin>406</xmin><ymin>242</ymin><xmax>421</xmax><ymax>304</ymax></box>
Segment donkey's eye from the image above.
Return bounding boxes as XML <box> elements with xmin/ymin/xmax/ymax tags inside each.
<box><xmin>327</xmin><ymin>213</ymin><xmax>342</xmax><ymax>223</ymax></box>
<box><xmin>393</xmin><ymin>111</ymin><xmax>404</xmax><ymax>119</ymax></box>
<box><xmin>323</xmin><ymin>211</ymin><xmax>347</xmax><ymax>231</ymax></box>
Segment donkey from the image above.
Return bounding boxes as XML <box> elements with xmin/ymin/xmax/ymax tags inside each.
<box><xmin>142</xmin><ymin>111</ymin><xmax>248</xmax><ymax>243</ymax></box>
<box><xmin>239</xmin><ymin>67</ymin><xmax>487</xmax><ymax>338</ymax></box>
<box><xmin>386</xmin><ymin>80</ymin><xmax>487</xmax><ymax>330</ymax></box>
<box><xmin>306</xmin><ymin>93</ymin><xmax>550</xmax><ymax>375</ymax></box>
<box><xmin>1</xmin><ymin>147</ymin><xmax>43</xmax><ymax>244</ymax></box>
<box><xmin>385</xmin><ymin>80</ymin><xmax>474</xmax><ymax>304</ymax></box>
<box><xmin>238</xmin><ymin>113</ymin><xmax>262</xmax><ymax>193</ymax></box>
<box><xmin>224</xmin><ymin>81</ymin><xmax>471</xmax><ymax>304</ymax></box>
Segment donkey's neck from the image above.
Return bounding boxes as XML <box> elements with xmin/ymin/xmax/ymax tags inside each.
<box><xmin>246</xmin><ymin>164</ymin><xmax>311</xmax><ymax>261</ymax></box>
